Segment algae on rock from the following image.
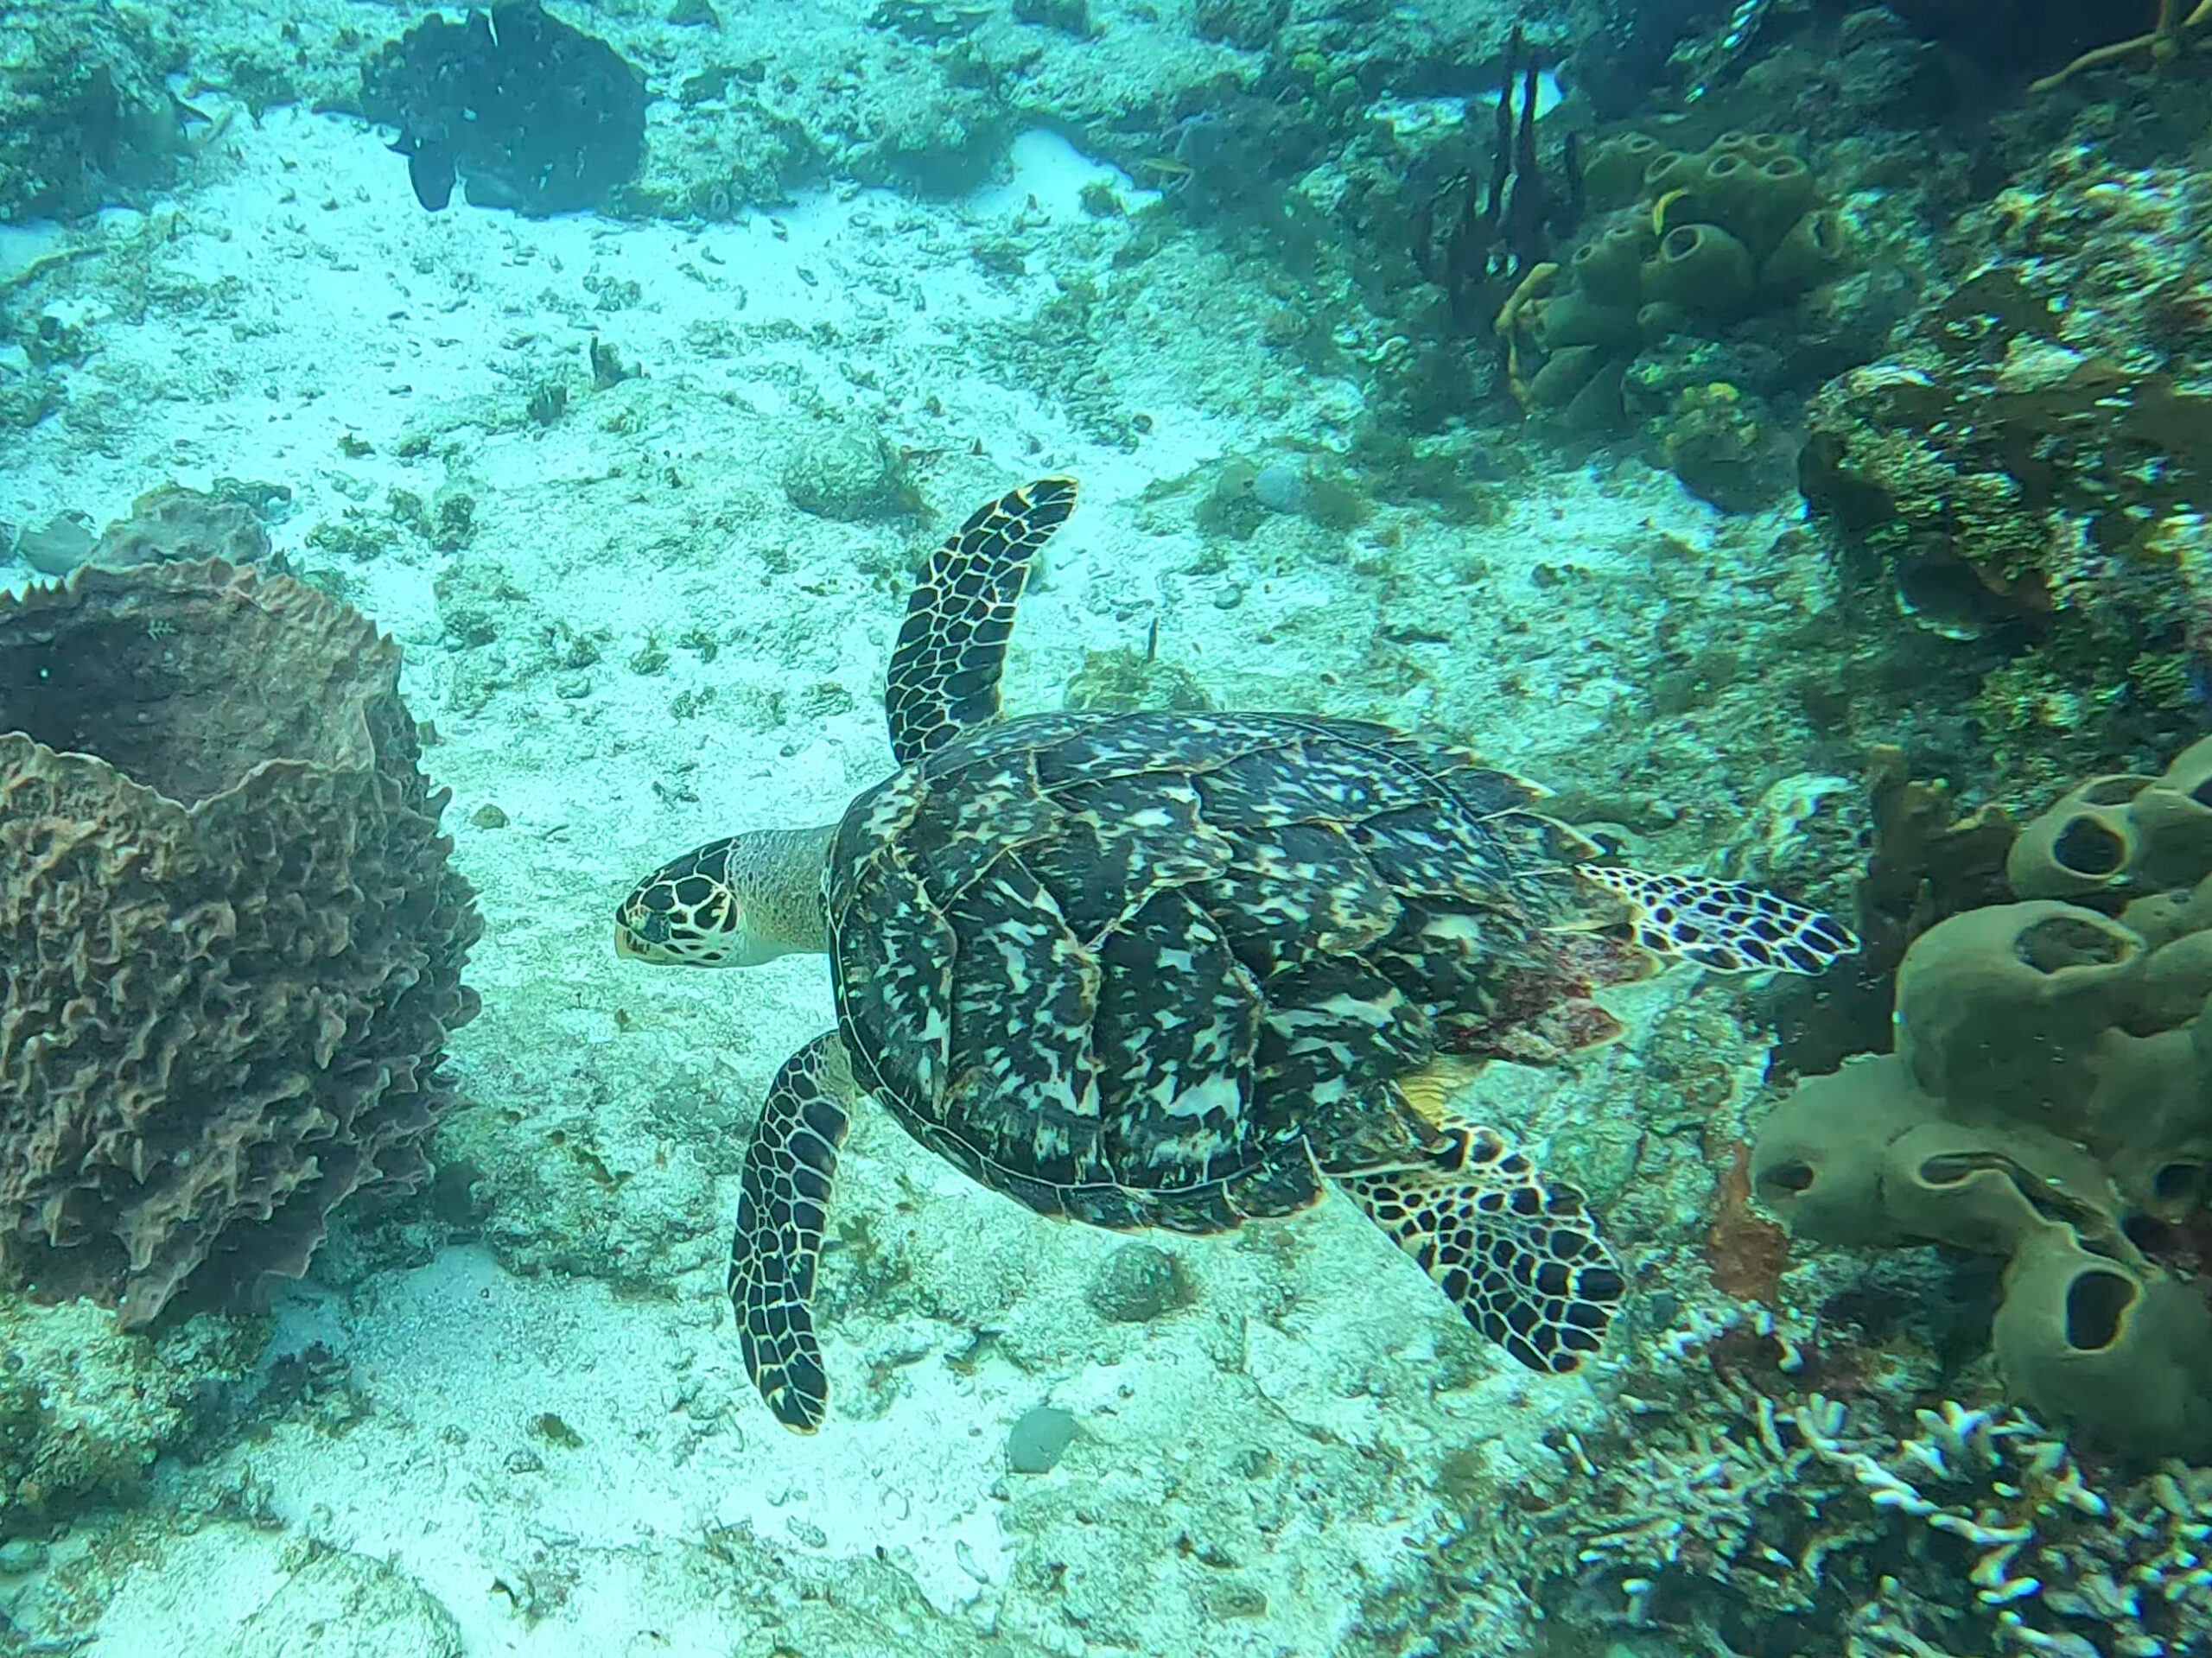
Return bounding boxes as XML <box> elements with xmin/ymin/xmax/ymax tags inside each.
<box><xmin>1799</xmin><ymin>148</ymin><xmax>2212</xmax><ymax>778</ymax></box>
<box><xmin>0</xmin><ymin>1293</ymin><xmax>262</xmax><ymax>1534</ymax></box>
<box><xmin>0</xmin><ymin>5</ymin><xmax>194</xmax><ymax>222</ymax></box>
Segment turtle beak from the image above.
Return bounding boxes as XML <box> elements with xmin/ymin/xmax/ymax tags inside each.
<box><xmin>613</xmin><ymin>923</ymin><xmax>641</xmax><ymax>959</ymax></box>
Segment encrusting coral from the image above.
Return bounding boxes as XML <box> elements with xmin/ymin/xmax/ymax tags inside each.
<box><xmin>0</xmin><ymin>560</ymin><xmax>480</xmax><ymax>1325</ymax></box>
<box><xmin>1753</xmin><ymin>737</ymin><xmax>2212</xmax><ymax>1459</ymax></box>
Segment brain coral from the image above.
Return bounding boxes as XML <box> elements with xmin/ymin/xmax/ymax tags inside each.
<box><xmin>0</xmin><ymin>560</ymin><xmax>480</xmax><ymax>1325</ymax></box>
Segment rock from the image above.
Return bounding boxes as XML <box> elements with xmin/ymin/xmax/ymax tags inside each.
<box><xmin>15</xmin><ymin>512</ymin><xmax>95</xmax><ymax>575</ymax></box>
<box><xmin>1086</xmin><ymin>1242</ymin><xmax>1190</xmax><ymax>1324</ymax></box>
<box><xmin>780</xmin><ymin>423</ymin><xmax>920</xmax><ymax>523</ymax></box>
<box><xmin>92</xmin><ymin>484</ymin><xmax>271</xmax><ymax>569</ymax></box>
<box><xmin>1007</xmin><ymin>1404</ymin><xmax>1078</xmax><ymax>1474</ymax></box>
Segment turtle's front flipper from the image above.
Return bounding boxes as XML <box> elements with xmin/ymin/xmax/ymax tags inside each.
<box><xmin>1579</xmin><ymin>866</ymin><xmax>1859</xmax><ymax>975</ymax></box>
<box><xmin>731</xmin><ymin>1030</ymin><xmax>855</xmax><ymax>1432</ymax></box>
<box><xmin>1335</xmin><ymin>1121</ymin><xmax>1624</xmax><ymax>1375</ymax></box>
<box><xmin>884</xmin><ymin>477</ymin><xmax>1078</xmax><ymax>767</ymax></box>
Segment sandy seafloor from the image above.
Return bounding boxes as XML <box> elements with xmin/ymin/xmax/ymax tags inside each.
<box><xmin>0</xmin><ymin>92</ymin><xmax>1816</xmax><ymax>1658</ymax></box>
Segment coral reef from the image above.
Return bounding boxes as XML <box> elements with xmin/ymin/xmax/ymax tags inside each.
<box><xmin>1504</xmin><ymin>128</ymin><xmax>1852</xmax><ymax>435</ymax></box>
<box><xmin>1753</xmin><ymin>739</ymin><xmax>2212</xmax><ymax>1458</ymax></box>
<box><xmin>1800</xmin><ymin>148</ymin><xmax>2212</xmax><ymax>774</ymax></box>
<box><xmin>0</xmin><ymin>561</ymin><xmax>480</xmax><ymax>1325</ymax></box>
<box><xmin>0</xmin><ymin>4</ymin><xmax>198</xmax><ymax>222</ymax></box>
<box><xmin>360</xmin><ymin>0</ymin><xmax>649</xmax><ymax>214</ymax></box>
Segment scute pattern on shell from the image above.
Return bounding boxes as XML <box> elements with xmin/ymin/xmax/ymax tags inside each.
<box><xmin>825</xmin><ymin>710</ymin><xmax>1606</xmax><ymax>1233</ymax></box>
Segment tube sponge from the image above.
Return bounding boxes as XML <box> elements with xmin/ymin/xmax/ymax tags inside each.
<box><xmin>1992</xmin><ymin>1228</ymin><xmax>2212</xmax><ymax>1463</ymax></box>
<box><xmin>0</xmin><ymin>560</ymin><xmax>480</xmax><ymax>1324</ymax></box>
<box><xmin>1641</xmin><ymin>224</ymin><xmax>1755</xmax><ymax>319</ymax></box>
<box><xmin>1762</xmin><ymin>208</ymin><xmax>1851</xmax><ymax>295</ymax></box>
<box><xmin>1755</xmin><ymin>739</ymin><xmax>2212</xmax><ymax>1459</ymax></box>
<box><xmin>2009</xmin><ymin>739</ymin><xmax>2212</xmax><ymax>898</ymax></box>
<box><xmin>1565</xmin><ymin>220</ymin><xmax>1651</xmax><ymax>312</ymax></box>
<box><xmin>1695</xmin><ymin>152</ymin><xmax>1815</xmax><ymax>257</ymax></box>
<box><xmin>1894</xmin><ymin>901</ymin><xmax>2144</xmax><ymax>1124</ymax></box>
<box><xmin>1580</xmin><ymin>132</ymin><xmax>1663</xmax><ymax>212</ymax></box>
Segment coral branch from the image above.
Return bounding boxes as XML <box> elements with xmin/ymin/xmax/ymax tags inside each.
<box><xmin>2030</xmin><ymin>0</ymin><xmax>2212</xmax><ymax>92</ymax></box>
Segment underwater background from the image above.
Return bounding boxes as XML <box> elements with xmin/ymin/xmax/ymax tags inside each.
<box><xmin>2</xmin><ymin>0</ymin><xmax>2210</xmax><ymax>1654</ymax></box>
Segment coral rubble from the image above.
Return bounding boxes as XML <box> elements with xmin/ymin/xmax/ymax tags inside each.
<box><xmin>1507</xmin><ymin>1358</ymin><xmax>2212</xmax><ymax>1656</ymax></box>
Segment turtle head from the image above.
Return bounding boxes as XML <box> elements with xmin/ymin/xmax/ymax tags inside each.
<box><xmin>613</xmin><ymin>826</ymin><xmax>834</xmax><ymax>969</ymax></box>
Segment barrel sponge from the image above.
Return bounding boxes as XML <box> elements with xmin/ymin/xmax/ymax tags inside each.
<box><xmin>0</xmin><ymin>560</ymin><xmax>481</xmax><ymax>1326</ymax></box>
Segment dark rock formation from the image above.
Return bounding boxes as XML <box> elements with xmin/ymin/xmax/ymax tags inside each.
<box><xmin>361</xmin><ymin>0</ymin><xmax>648</xmax><ymax>215</ymax></box>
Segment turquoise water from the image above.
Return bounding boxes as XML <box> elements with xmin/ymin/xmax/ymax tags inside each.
<box><xmin>2</xmin><ymin>2</ymin><xmax>2209</xmax><ymax>1655</ymax></box>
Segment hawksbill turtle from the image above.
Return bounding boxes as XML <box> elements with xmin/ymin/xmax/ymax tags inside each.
<box><xmin>614</xmin><ymin>478</ymin><xmax>1855</xmax><ymax>1431</ymax></box>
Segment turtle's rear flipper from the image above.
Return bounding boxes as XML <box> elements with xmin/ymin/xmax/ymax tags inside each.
<box><xmin>1336</xmin><ymin>1123</ymin><xmax>1624</xmax><ymax>1375</ymax></box>
<box><xmin>731</xmin><ymin>1030</ymin><xmax>854</xmax><ymax>1432</ymax></box>
<box><xmin>1579</xmin><ymin>866</ymin><xmax>1859</xmax><ymax>975</ymax></box>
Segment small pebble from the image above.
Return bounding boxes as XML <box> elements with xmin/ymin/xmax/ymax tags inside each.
<box><xmin>1007</xmin><ymin>1405</ymin><xmax>1078</xmax><ymax>1474</ymax></box>
<box><xmin>1250</xmin><ymin>461</ymin><xmax>1308</xmax><ymax>515</ymax></box>
<box><xmin>470</xmin><ymin>803</ymin><xmax>509</xmax><ymax>829</ymax></box>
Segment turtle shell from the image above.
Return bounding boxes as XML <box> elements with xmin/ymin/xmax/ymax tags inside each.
<box><xmin>823</xmin><ymin>710</ymin><xmax>1630</xmax><ymax>1233</ymax></box>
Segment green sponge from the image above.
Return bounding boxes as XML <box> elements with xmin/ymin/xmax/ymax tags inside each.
<box><xmin>1640</xmin><ymin>223</ymin><xmax>1753</xmax><ymax>318</ymax></box>
<box><xmin>1993</xmin><ymin>1227</ymin><xmax>2212</xmax><ymax>1463</ymax></box>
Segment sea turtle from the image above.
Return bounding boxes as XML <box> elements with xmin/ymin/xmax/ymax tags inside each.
<box><xmin>615</xmin><ymin>479</ymin><xmax>1855</xmax><ymax>1431</ymax></box>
